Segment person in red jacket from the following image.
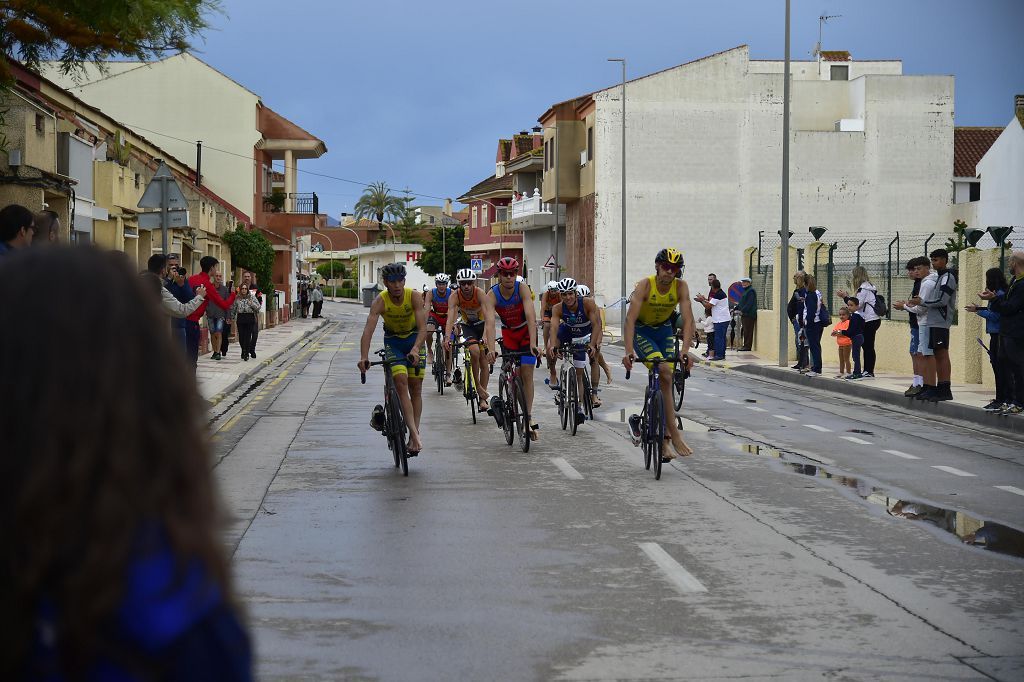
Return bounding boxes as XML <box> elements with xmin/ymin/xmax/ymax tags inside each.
<box><xmin>187</xmin><ymin>256</ymin><xmax>236</xmax><ymax>366</ymax></box>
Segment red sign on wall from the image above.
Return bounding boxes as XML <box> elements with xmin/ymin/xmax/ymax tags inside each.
<box><xmin>406</xmin><ymin>251</ymin><xmax>421</xmax><ymax>262</ymax></box>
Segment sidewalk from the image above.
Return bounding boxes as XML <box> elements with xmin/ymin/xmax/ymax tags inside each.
<box><xmin>690</xmin><ymin>348</ymin><xmax>1024</xmax><ymax>438</ymax></box>
<box><xmin>196</xmin><ymin>316</ymin><xmax>329</xmax><ymax>405</ymax></box>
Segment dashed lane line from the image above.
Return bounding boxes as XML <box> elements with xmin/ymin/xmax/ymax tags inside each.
<box><xmin>994</xmin><ymin>485</ymin><xmax>1024</xmax><ymax>497</ymax></box>
<box><xmin>883</xmin><ymin>449</ymin><xmax>921</xmax><ymax>460</ymax></box>
<box><xmin>746</xmin><ymin>406</ymin><xmax>767</xmax><ymax>412</ymax></box>
<box><xmin>840</xmin><ymin>436</ymin><xmax>872</xmax><ymax>445</ymax></box>
<box><xmin>550</xmin><ymin>457</ymin><xmax>583</xmax><ymax>480</ymax></box>
<box><xmin>638</xmin><ymin>542</ymin><xmax>708</xmax><ymax>594</ymax></box>
<box><xmin>774</xmin><ymin>414</ymin><xmax>797</xmax><ymax>421</ymax></box>
<box><xmin>722</xmin><ymin>399</ymin><xmax>743</xmax><ymax>405</ymax></box>
<box><xmin>804</xmin><ymin>425</ymin><xmax>832</xmax><ymax>432</ymax></box>
<box><xmin>932</xmin><ymin>465</ymin><xmax>976</xmax><ymax>478</ymax></box>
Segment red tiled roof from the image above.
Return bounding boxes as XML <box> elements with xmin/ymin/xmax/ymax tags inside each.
<box><xmin>954</xmin><ymin>127</ymin><xmax>1002</xmax><ymax>177</ymax></box>
<box><xmin>820</xmin><ymin>50</ymin><xmax>851</xmax><ymax>62</ymax></box>
<box><xmin>457</xmin><ymin>174</ymin><xmax>513</xmax><ymax>202</ymax></box>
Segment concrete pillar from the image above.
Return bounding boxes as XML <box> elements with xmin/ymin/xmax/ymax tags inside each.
<box><xmin>958</xmin><ymin>247</ymin><xmax>985</xmax><ymax>384</ymax></box>
<box><xmin>284</xmin><ymin>150</ymin><xmax>296</xmax><ymax>212</ymax></box>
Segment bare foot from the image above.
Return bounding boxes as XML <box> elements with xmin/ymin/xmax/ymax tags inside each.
<box><xmin>530</xmin><ymin>425</ymin><xmax>540</xmax><ymax>441</ymax></box>
<box><xmin>604</xmin><ymin>370</ymin><xmax>613</xmax><ymax>383</ymax></box>
<box><xmin>671</xmin><ymin>436</ymin><xmax>693</xmax><ymax>457</ymax></box>
<box><xmin>661</xmin><ymin>437</ymin><xmax>678</xmax><ymax>460</ymax></box>
<box><xmin>408</xmin><ymin>435</ymin><xmax>423</xmax><ymax>453</ymax></box>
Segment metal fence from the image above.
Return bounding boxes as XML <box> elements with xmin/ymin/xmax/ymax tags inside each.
<box><xmin>749</xmin><ymin>231</ymin><xmax>960</xmax><ymax>320</ymax></box>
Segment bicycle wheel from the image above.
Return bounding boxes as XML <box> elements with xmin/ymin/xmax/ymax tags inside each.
<box><xmin>650</xmin><ymin>390</ymin><xmax>665</xmax><ymax>480</ymax></box>
<box><xmin>568</xmin><ymin>368</ymin><xmax>580</xmax><ymax>437</ymax></box>
<box><xmin>673</xmin><ymin>367</ymin><xmax>685</xmax><ymax>412</ymax></box>
<box><xmin>466</xmin><ymin>358</ymin><xmax>477</xmax><ymax>424</ymax></box>
<box><xmin>499</xmin><ymin>375</ymin><xmax>514</xmax><ymax>446</ymax></box>
<box><xmin>582</xmin><ymin>366</ymin><xmax>594</xmax><ymax>420</ymax></box>
<box><xmin>514</xmin><ymin>377</ymin><xmax>530</xmax><ymax>453</ymax></box>
<box><xmin>435</xmin><ymin>338</ymin><xmax>444</xmax><ymax>394</ymax></box>
<box><xmin>385</xmin><ymin>387</ymin><xmax>400</xmax><ymax>468</ymax></box>
<box><xmin>558</xmin><ymin>365</ymin><xmax>569</xmax><ymax>431</ymax></box>
<box><xmin>390</xmin><ymin>385</ymin><xmax>409</xmax><ymax>476</ymax></box>
<box><xmin>641</xmin><ymin>403</ymin><xmax>652</xmax><ymax>471</ymax></box>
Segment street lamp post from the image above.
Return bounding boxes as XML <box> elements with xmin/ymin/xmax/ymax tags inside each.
<box><xmin>778</xmin><ymin>0</ymin><xmax>792</xmax><ymax>367</ymax></box>
<box><xmin>337</xmin><ymin>221</ymin><xmax>363</xmax><ymax>295</ymax></box>
<box><xmin>608</xmin><ymin>58</ymin><xmax>626</xmax><ymax>327</ymax></box>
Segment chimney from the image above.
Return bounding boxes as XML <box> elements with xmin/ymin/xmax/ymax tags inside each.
<box><xmin>1016</xmin><ymin>94</ymin><xmax>1024</xmax><ymax>126</ymax></box>
<box><xmin>443</xmin><ymin>198</ymin><xmax>452</xmax><ymax>216</ymax></box>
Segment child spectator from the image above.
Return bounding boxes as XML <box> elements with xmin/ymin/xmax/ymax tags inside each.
<box><xmin>966</xmin><ymin>267</ymin><xmax>1010</xmax><ymax>411</ymax></box>
<box><xmin>835</xmin><ymin>298</ymin><xmax>866</xmax><ymax>379</ymax></box>
<box><xmin>832</xmin><ymin>306</ymin><xmax>853</xmax><ymax>377</ymax></box>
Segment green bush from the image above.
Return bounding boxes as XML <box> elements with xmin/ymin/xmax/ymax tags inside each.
<box><xmin>322</xmin><ymin>286</ymin><xmax>359</xmax><ymax>298</ymax></box>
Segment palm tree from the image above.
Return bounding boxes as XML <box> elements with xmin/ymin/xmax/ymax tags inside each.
<box><xmin>354</xmin><ymin>182</ymin><xmax>406</xmax><ymax>243</ymax></box>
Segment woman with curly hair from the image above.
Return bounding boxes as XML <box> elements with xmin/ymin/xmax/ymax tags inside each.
<box><xmin>0</xmin><ymin>246</ymin><xmax>251</xmax><ymax>680</ymax></box>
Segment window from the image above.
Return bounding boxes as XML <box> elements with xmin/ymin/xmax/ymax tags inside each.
<box><xmin>35</xmin><ymin>114</ymin><xmax>45</xmax><ymax>133</ymax></box>
<box><xmin>481</xmin><ymin>205</ymin><xmax>489</xmax><ymax>226</ymax></box>
<box><xmin>471</xmin><ymin>206</ymin><xmax>478</xmax><ymax>227</ymax></box>
<box><xmin>969</xmin><ymin>182</ymin><xmax>981</xmax><ymax>202</ymax></box>
<box><xmin>587</xmin><ymin>127</ymin><xmax>594</xmax><ymax>161</ymax></box>
<box><xmin>830</xmin><ymin>65</ymin><xmax>849</xmax><ymax>81</ymax></box>
<box><xmin>134</xmin><ymin>173</ymin><xmax>140</xmax><ymax>188</ymax></box>
<box><xmin>429</xmin><ymin>216</ymin><xmax>435</xmax><ymax>224</ymax></box>
<box><xmin>496</xmin><ymin>207</ymin><xmax>507</xmax><ymax>222</ymax></box>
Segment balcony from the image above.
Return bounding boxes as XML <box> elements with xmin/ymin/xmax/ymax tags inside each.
<box><xmin>263</xmin><ymin>192</ymin><xmax>319</xmax><ymax>214</ymax></box>
<box><xmin>489</xmin><ymin>221</ymin><xmax>512</xmax><ymax>236</ymax></box>
<box><xmin>509</xmin><ymin>189</ymin><xmax>565</xmax><ymax>232</ymax></box>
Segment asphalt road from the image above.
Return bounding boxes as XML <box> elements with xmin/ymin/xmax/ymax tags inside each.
<box><xmin>210</xmin><ymin>302</ymin><xmax>1024</xmax><ymax>681</ymax></box>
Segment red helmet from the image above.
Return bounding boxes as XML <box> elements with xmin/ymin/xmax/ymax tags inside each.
<box><xmin>496</xmin><ymin>256</ymin><xmax>519</xmax><ymax>273</ymax></box>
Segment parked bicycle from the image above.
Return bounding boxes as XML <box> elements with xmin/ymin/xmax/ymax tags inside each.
<box><xmin>361</xmin><ymin>348</ymin><xmax>411</xmax><ymax>476</ymax></box>
<box><xmin>554</xmin><ymin>339</ymin><xmax>594</xmax><ymax>436</ymax></box>
<box><xmin>491</xmin><ymin>342</ymin><xmax>533</xmax><ymax>452</ymax></box>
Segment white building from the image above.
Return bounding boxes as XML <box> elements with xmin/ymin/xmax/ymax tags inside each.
<box><xmin>536</xmin><ymin>45</ymin><xmax>955</xmax><ymax>321</ymax></box>
<box><xmin>975</xmin><ymin>97</ymin><xmax>1024</xmax><ymax>232</ymax></box>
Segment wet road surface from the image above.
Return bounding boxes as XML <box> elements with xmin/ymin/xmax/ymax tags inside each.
<box><xmin>211</xmin><ymin>303</ymin><xmax>1024</xmax><ymax>680</ymax></box>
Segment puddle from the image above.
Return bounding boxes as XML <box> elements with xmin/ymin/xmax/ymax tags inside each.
<box><xmin>738</xmin><ymin>443</ymin><xmax>1024</xmax><ymax>559</ymax></box>
<box><xmin>209</xmin><ymin>377</ymin><xmax>266</xmax><ymax>426</ymax></box>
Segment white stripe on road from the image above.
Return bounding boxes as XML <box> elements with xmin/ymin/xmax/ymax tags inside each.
<box><xmin>883</xmin><ymin>449</ymin><xmax>921</xmax><ymax>460</ymax></box>
<box><xmin>638</xmin><ymin>542</ymin><xmax>708</xmax><ymax>594</ymax></box>
<box><xmin>804</xmin><ymin>425</ymin><xmax>832</xmax><ymax>432</ymax></box>
<box><xmin>688</xmin><ymin>387</ymin><xmax>703</xmax><ymax>393</ymax></box>
<box><xmin>995</xmin><ymin>485</ymin><xmax>1024</xmax><ymax>497</ymax></box>
<box><xmin>550</xmin><ymin>457</ymin><xmax>583</xmax><ymax>480</ymax></box>
<box><xmin>932</xmin><ymin>465</ymin><xmax>976</xmax><ymax>478</ymax></box>
<box><xmin>723</xmin><ymin>399</ymin><xmax>743</xmax><ymax>404</ymax></box>
<box><xmin>746</xmin><ymin>406</ymin><xmax>767</xmax><ymax>412</ymax></box>
<box><xmin>703</xmin><ymin>393</ymin><xmax>717</xmax><ymax>397</ymax></box>
<box><xmin>840</xmin><ymin>436</ymin><xmax>873</xmax><ymax>445</ymax></box>
<box><xmin>774</xmin><ymin>415</ymin><xmax>797</xmax><ymax>421</ymax></box>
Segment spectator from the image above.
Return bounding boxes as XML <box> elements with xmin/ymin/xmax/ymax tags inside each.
<box><xmin>837</xmin><ymin>266</ymin><xmax>880</xmax><ymax>378</ymax></box>
<box><xmin>221</xmin><ymin>284</ymin><xmax>235</xmax><ymax>359</ymax></box>
<box><xmin>310</xmin><ymin>283</ymin><xmax>325</xmax><ymax>318</ymax></box>
<box><xmin>165</xmin><ymin>253</ymin><xmax>182</xmax><ymax>285</ymax></box>
<box><xmin>241</xmin><ymin>272</ymin><xmax>263</xmax><ymax>358</ymax></box>
<box><xmin>802</xmin><ymin>274</ymin><xmax>828</xmax><ymax>377</ymax></box>
<box><xmin>205</xmin><ymin>271</ymin><xmax>232</xmax><ymax>360</ymax></box>
<box><xmin>832</xmin><ymin>306</ymin><xmax>853</xmax><ymax>377</ymax></box>
<box><xmin>166</xmin><ymin>267</ymin><xmax>197</xmax><ymax>354</ymax></box>
<box><xmin>737</xmin><ymin>276</ymin><xmax>757</xmax><ymax>351</ymax></box>
<box><xmin>893</xmin><ymin>256</ymin><xmax>930</xmax><ymax>397</ymax></box>
<box><xmin>787</xmin><ymin>271</ymin><xmax>808</xmax><ymax>369</ymax></box>
<box><xmin>982</xmin><ymin>250</ymin><xmax>1024</xmax><ymax>415</ymax></box>
<box><xmin>904</xmin><ymin>260</ymin><xmax>939</xmax><ymax>400</ymax></box>
<box><xmin>0</xmin><ymin>245</ymin><xmax>252</xmax><ymax>679</ymax></box>
<box><xmin>700</xmin><ymin>314</ymin><xmax>715</xmax><ymax>358</ymax></box>
<box><xmin>0</xmin><ymin>204</ymin><xmax>35</xmax><ymax>255</ymax></box>
<box><xmin>966</xmin><ymin>267</ymin><xmax>1009</xmax><ymax>411</ymax></box>
<box><xmin>696</xmin><ymin>279</ymin><xmax>729</xmax><ymax>361</ymax></box>
<box><xmin>33</xmin><ymin>210</ymin><xmax>61</xmax><ymax>244</ymax></box>
<box><xmin>187</xmin><ymin>256</ymin><xmax>237</xmax><ymax>366</ymax></box>
<box><xmin>232</xmin><ymin>284</ymin><xmax>262</xmax><ymax>361</ymax></box>
<box><xmin>299</xmin><ymin>282</ymin><xmax>310</xmax><ymax>318</ymax></box>
<box><xmin>912</xmin><ymin>249</ymin><xmax>957</xmax><ymax>401</ymax></box>
<box><xmin>146</xmin><ymin>254</ymin><xmax>206</xmax><ymax>320</ymax></box>
<box><xmin>837</xmin><ymin>298</ymin><xmax>866</xmax><ymax>379</ymax></box>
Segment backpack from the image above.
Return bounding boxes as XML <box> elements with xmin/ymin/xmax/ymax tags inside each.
<box><xmin>871</xmin><ymin>293</ymin><xmax>889</xmax><ymax>317</ymax></box>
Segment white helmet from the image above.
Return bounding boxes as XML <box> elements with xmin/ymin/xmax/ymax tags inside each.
<box><xmin>556</xmin><ymin>277</ymin><xmax>577</xmax><ymax>293</ymax></box>
<box><xmin>435</xmin><ymin>273</ymin><xmax>450</xmax><ymax>284</ymax></box>
<box><xmin>576</xmin><ymin>284</ymin><xmax>591</xmax><ymax>297</ymax></box>
<box><xmin>546</xmin><ymin>280</ymin><xmax>559</xmax><ymax>291</ymax></box>
<box><xmin>456</xmin><ymin>268</ymin><xmax>476</xmax><ymax>282</ymax></box>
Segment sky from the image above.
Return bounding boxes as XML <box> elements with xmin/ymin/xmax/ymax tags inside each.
<box><xmin>193</xmin><ymin>0</ymin><xmax>1023</xmax><ymax>218</ymax></box>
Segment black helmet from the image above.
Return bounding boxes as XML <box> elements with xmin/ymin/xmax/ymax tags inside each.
<box><xmin>381</xmin><ymin>262</ymin><xmax>407</xmax><ymax>280</ymax></box>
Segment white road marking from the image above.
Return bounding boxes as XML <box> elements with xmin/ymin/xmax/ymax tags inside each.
<box><xmin>703</xmin><ymin>392</ymin><xmax>717</xmax><ymax>396</ymax></box>
<box><xmin>883</xmin><ymin>449</ymin><xmax>920</xmax><ymax>460</ymax></box>
<box><xmin>746</xmin><ymin>406</ymin><xmax>767</xmax><ymax>412</ymax></box>
<box><xmin>723</xmin><ymin>399</ymin><xmax>743</xmax><ymax>405</ymax></box>
<box><xmin>688</xmin><ymin>387</ymin><xmax>703</xmax><ymax>393</ymax></box>
<box><xmin>932</xmin><ymin>465</ymin><xmax>976</xmax><ymax>478</ymax></box>
<box><xmin>804</xmin><ymin>425</ymin><xmax>832</xmax><ymax>432</ymax></box>
<box><xmin>638</xmin><ymin>542</ymin><xmax>708</xmax><ymax>594</ymax></box>
<box><xmin>550</xmin><ymin>457</ymin><xmax>583</xmax><ymax>480</ymax></box>
<box><xmin>840</xmin><ymin>436</ymin><xmax>872</xmax><ymax>445</ymax></box>
<box><xmin>995</xmin><ymin>485</ymin><xmax>1024</xmax><ymax>497</ymax></box>
<box><xmin>774</xmin><ymin>414</ymin><xmax>797</xmax><ymax>421</ymax></box>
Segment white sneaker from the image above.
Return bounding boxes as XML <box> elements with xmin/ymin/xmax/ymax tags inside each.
<box><xmin>806</xmin><ymin>371</ymin><xmax>820</xmax><ymax>377</ymax></box>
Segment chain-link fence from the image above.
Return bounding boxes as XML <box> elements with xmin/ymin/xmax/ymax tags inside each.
<box><xmin>748</xmin><ymin>231</ymin><xmax>961</xmax><ymax>320</ymax></box>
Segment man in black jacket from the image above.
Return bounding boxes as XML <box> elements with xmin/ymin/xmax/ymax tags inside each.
<box><xmin>982</xmin><ymin>250</ymin><xmax>1024</xmax><ymax>414</ymax></box>
<box><xmin>737</xmin><ymin>277</ymin><xmax>757</xmax><ymax>351</ymax></box>
<box><xmin>787</xmin><ymin>271</ymin><xmax>808</xmax><ymax>369</ymax></box>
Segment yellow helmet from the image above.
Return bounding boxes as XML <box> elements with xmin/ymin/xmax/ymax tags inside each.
<box><xmin>655</xmin><ymin>248</ymin><xmax>683</xmax><ymax>265</ymax></box>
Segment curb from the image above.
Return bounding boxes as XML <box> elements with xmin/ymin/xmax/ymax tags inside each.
<box><xmin>206</xmin><ymin>320</ymin><xmax>328</xmax><ymax>407</ymax></box>
<box><xmin>725</xmin><ymin>362</ymin><xmax>1024</xmax><ymax>439</ymax></box>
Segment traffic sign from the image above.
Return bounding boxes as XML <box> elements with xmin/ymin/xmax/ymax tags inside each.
<box><xmin>542</xmin><ymin>254</ymin><xmax>557</xmax><ymax>270</ymax></box>
<box><xmin>138</xmin><ymin>209</ymin><xmax>190</xmax><ymax>230</ymax></box>
<box><xmin>728</xmin><ymin>281</ymin><xmax>744</xmax><ymax>304</ymax></box>
<box><xmin>138</xmin><ymin>161</ymin><xmax>188</xmax><ymax>210</ymax></box>
<box><xmin>470</xmin><ymin>258</ymin><xmax>483</xmax><ymax>272</ymax></box>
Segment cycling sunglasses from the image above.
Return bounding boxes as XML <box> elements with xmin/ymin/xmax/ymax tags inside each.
<box><xmin>384</xmin><ymin>274</ymin><xmax>406</xmax><ymax>283</ymax></box>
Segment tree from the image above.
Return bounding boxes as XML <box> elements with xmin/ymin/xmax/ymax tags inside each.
<box><xmin>944</xmin><ymin>219</ymin><xmax>969</xmax><ymax>269</ymax></box>
<box><xmin>0</xmin><ymin>1</ymin><xmax>219</xmax><ymax>85</ymax></box>
<box><xmin>353</xmin><ymin>181</ymin><xmax>405</xmax><ymax>243</ymax></box>
<box><xmin>418</xmin><ymin>224</ymin><xmax>470</xmax><ymax>277</ymax></box>
<box><xmin>393</xmin><ymin>199</ymin><xmax>426</xmax><ymax>243</ymax></box>
<box><xmin>315</xmin><ymin>260</ymin><xmax>347</xmax><ymax>281</ymax></box>
<box><xmin>222</xmin><ymin>224</ymin><xmax>274</xmax><ymax>294</ymax></box>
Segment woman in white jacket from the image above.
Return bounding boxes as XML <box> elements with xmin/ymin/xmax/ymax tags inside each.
<box><xmin>838</xmin><ymin>266</ymin><xmax>880</xmax><ymax>377</ymax></box>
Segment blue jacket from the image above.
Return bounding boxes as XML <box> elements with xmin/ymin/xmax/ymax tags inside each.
<box><xmin>973</xmin><ymin>289</ymin><xmax>1004</xmax><ymax>335</ymax></box>
<box><xmin>165</xmin><ymin>280</ymin><xmax>195</xmax><ymax>328</ymax></box>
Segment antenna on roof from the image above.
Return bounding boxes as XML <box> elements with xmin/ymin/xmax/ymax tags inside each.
<box><xmin>814</xmin><ymin>14</ymin><xmax>842</xmax><ymax>58</ymax></box>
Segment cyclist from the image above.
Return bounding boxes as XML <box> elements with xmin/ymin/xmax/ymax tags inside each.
<box><xmin>357</xmin><ymin>263</ymin><xmax>428</xmax><ymax>455</ymax></box>
<box><xmin>486</xmin><ymin>256</ymin><xmax>541</xmax><ymax>441</ymax></box>
<box><xmin>445</xmin><ymin>268</ymin><xmax>495</xmax><ymax>413</ymax></box>
<box><xmin>622</xmin><ymin>248</ymin><xmax>696</xmax><ymax>459</ymax></box>
<box><xmin>424</xmin><ymin>273</ymin><xmax>454</xmax><ymax>385</ymax></box>
<box><xmin>575</xmin><ymin>284</ymin><xmax>614</xmax><ymax>400</ymax></box>
<box><xmin>547</xmin><ymin>277</ymin><xmax>603</xmax><ymax>422</ymax></box>
<box><xmin>540</xmin><ymin>280</ymin><xmax>561</xmax><ymax>389</ymax></box>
